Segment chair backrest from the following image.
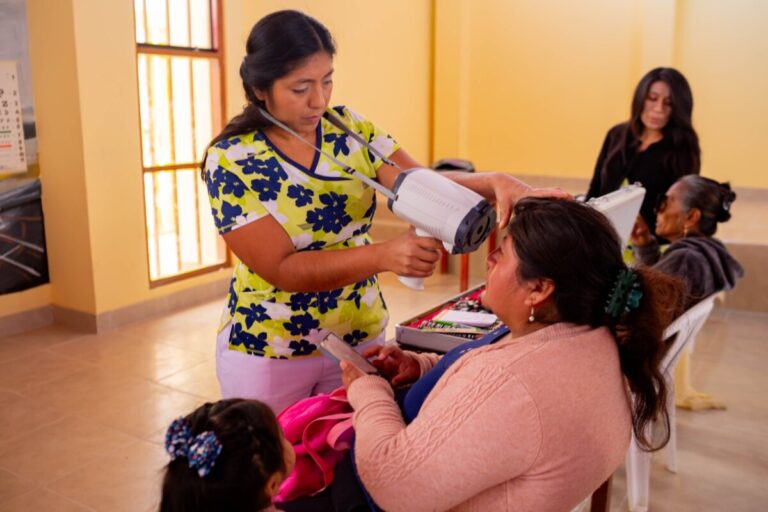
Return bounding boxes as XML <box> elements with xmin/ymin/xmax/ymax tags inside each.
<box><xmin>659</xmin><ymin>294</ymin><xmax>717</xmax><ymax>375</ymax></box>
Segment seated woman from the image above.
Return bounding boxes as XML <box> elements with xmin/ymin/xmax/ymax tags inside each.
<box><xmin>340</xmin><ymin>198</ymin><xmax>686</xmax><ymax>512</ymax></box>
<box><xmin>631</xmin><ymin>175</ymin><xmax>744</xmax><ymax>410</ymax></box>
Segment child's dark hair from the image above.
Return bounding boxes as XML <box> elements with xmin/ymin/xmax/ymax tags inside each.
<box><xmin>678</xmin><ymin>175</ymin><xmax>736</xmax><ymax>236</ymax></box>
<box><xmin>508</xmin><ymin>198</ymin><xmax>687</xmax><ymax>451</ymax></box>
<box><xmin>159</xmin><ymin>398</ymin><xmax>286</xmax><ymax>512</ymax></box>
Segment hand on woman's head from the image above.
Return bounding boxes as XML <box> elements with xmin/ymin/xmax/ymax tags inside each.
<box><xmin>490</xmin><ymin>174</ymin><xmax>572</xmax><ymax>229</ymax></box>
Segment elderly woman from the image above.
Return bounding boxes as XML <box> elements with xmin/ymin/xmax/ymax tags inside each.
<box><xmin>631</xmin><ymin>175</ymin><xmax>744</xmax><ymax>410</ymax></box>
<box><xmin>341</xmin><ymin>198</ymin><xmax>686</xmax><ymax>512</ymax></box>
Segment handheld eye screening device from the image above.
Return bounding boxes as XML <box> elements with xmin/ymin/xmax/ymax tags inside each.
<box><xmin>259</xmin><ymin>108</ymin><xmax>496</xmax><ymax>290</ymax></box>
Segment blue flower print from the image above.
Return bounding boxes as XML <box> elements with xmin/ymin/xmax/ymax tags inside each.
<box><xmin>250</xmin><ymin>177</ymin><xmax>281</xmax><ymax>202</ymax></box>
<box><xmin>343</xmin><ymin>330</ymin><xmax>369</xmax><ymax>346</ymax></box>
<box><xmin>219</xmin><ymin>200</ymin><xmax>243</xmax><ymax>227</ymax></box>
<box><xmin>316</xmin><ymin>289</ymin><xmax>343</xmax><ymax>314</ymax></box>
<box><xmin>289</xmin><ymin>339</ymin><xmax>317</xmax><ymax>357</ymax></box>
<box><xmin>237</xmin><ymin>155</ymin><xmax>288</xmax><ymax>181</ymax></box>
<box><xmin>332</xmin><ymin>105</ymin><xmax>346</xmax><ymax>117</ymax></box>
<box><xmin>306</xmin><ymin>192</ymin><xmax>352</xmax><ymax>234</ymax></box>
<box><xmin>324</xmin><ymin>132</ymin><xmax>350</xmax><ymax>157</ymax></box>
<box><xmin>230</xmin><ymin>323</ymin><xmax>268</xmax><ymax>355</ymax></box>
<box><xmin>236</xmin><ymin>303</ymin><xmax>271</xmax><ymax>328</ymax></box>
<box><xmin>352</xmin><ymin>224</ymin><xmax>371</xmax><ymax>237</ymax></box>
<box><xmin>320</xmin><ymin>191</ymin><xmax>348</xmax><ymax>210</ymax></box>
<box><xmin>287</xmin><ymin>184</ymin><xmax>314</xmax><ymax>207</ymax></box>
<box><xmin>366</xmin><ymin>132</ymin><xmax>378</xmax><ymax>164</ymax></box>
<box><xmin>283</xmin><ymin>313</ymin><xmax>320</xmax><ymax>337</ymax></box>
<box><xmin>363</xmin><ymin>198</ymin><xmax>376</xmax><ymax>219</ymax></box>
<box><xmin>303</xmin><ymin>241</ymin><xmax>327</xmax><ymax>251</ymax></box>
<box><xmin>214</xmin><ymin>136</ymin><xmax>240</xmax><ymax>150</ymax></box>
<box><xmin>346</xmin><ymin>277</ymin><xmax>374</xmax><ymax>309</ymax></box>
<box><xmin>220</xmin><ymin>171</ymin><xmax>247</xmax><ymax>198</ymax></box>
<box><xmin>227</xmin><ymin>279</ymin><xmax>238</xmax><ymax>315</ymax></box>
<box><xmin>289</xmin><ymin>292</ymin><xmax>316</xmax><ymax>312</ymax></box>
<box><xmin>205</xmin><ymin>166</ymin><xmax>225</xmax><ymax>199</ymax></box>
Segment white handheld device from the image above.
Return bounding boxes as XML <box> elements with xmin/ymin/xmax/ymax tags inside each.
<box><xmin>587</xmin><ymin>183</ymin><xmax>646</xmax><ymax>247</ymax></box>
<box><xmin>258</xmin><ymin>108</ymin><xmax>496</xmax><ymax>291</ymax></box>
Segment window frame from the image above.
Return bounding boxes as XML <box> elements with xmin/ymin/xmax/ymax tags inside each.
<box><xmin>133</xmin><ymin>0</ymin><xmax>230</xmax><ymax>287</ymax></box>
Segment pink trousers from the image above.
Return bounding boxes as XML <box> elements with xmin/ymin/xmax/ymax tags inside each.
<box><xmin>216</xmin><ymin>322</ymin><xmax>384</xmax><ymax>414</ymax></box>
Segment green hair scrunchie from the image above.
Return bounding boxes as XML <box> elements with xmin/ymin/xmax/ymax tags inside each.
<box><xmin>604</xmin><ymin>269</ymin><xmax>643</xmax><ymax>320</ymax></box>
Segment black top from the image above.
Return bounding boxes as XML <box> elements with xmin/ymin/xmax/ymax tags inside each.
<box><xmin>587</xmin><ymin>123</ymin><xmax>682</xmax><ymax>235</ymax></box>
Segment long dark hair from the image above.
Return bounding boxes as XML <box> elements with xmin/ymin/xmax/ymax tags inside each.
<box><xmin>200</xmin><ymin>10</ymin><xmax>336</xmax><ymax>178</ymax></box>
<box><xmin>601</xmin><ymin>67</ymin><xmax>701</xmax><ymax>186</ymax></box>
<box><xmin>508</xmin><ymin>198</ymin><xmax>686</xmax><ymax>451</ymax></box>
<box><xmin>677</xmin><ymin>175</ymin><xmax>736</xmax><ymax>237</ymax></box>
<box><xmin>159</xmin><ymin>399</ymin><xmax>286</xmax><ymax>512</ymax></box>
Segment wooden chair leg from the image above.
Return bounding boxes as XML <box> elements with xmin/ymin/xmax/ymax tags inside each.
<box><xmin>440</xmin><ymin>247</ymin><xmax>449</xmax><ymax>273</ymax></box>
<box><xmin>590</xmin><ymin>476</ymin><xmax>612</xmax><ymax>512</ymax></box>
<box><xmin>459</xmin><ymin>254</ymin><xmax>469</xmax><ymax>292</ymax></box>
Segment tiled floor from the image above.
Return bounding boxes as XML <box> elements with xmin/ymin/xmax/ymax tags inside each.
<box><xmin>0</xmin><ymin>273</ymin><xmax>766</xmax><ymax>511</ymax></box>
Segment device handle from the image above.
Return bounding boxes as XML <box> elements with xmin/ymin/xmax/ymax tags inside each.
<box><xmin>397</xmin><ymin>228</ymin><xmax>451</xmax><ymax>291</ymax></box>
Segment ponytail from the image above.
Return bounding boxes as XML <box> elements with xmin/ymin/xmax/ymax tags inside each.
<box><xmin>608</xmin><ymin>268</ymin><xmax>686</xmax><ymax>450</ymax></box>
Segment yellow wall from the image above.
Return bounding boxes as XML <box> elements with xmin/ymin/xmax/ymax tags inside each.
<box><xmin>26</xmin><ymin>0</ymin><xmax>97</xmax><ymax>314</ymax></box>
<box><xmin>434</xmin><ymin>0</ymin><xmax>642</xmax><ymax>178</ymax></box>
<box><xmin>5</xmin><ymin>0</ymin><xmax>766</xmax><ymax>324</ymax></box>
<box><xmin>674</xmin><ymin>0</ymin><xmax>768</xmax><ymax>188</ymax></box>
<box><xmin>434</xmin><ymin>0</ymin><xmax>768</xmax><ymax>189</ymax></box>
<box><xmin>4</xmin><ymin>0</ymin><xmax>431</xmax><ymax>321</ymax></box>
<box><xmin>238</xmin><ymin>1</ymin><xmax>433</xmax><ymax>165</ymax></box>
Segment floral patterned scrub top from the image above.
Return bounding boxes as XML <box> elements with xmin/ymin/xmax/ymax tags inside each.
<box><xmin>204</xmin><ymin>106</ymin><xmax>399</xmax><ymax>359</ymax></box>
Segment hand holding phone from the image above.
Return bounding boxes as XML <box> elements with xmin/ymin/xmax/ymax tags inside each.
<box><xmin>319</xmin><ymin>332</ymin><xmax>379</xmax><ymax>375</ymax></box>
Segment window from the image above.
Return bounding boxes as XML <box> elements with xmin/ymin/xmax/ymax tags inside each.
<box><xmin>133</xmin><ymin>0</ymin><xmax>228</xmax><ymax>284</ymax></box>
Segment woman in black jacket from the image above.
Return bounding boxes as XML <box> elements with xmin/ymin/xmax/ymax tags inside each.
<box><xmin>587</xmin><ymin>67</ymin><xmax>701</xmax><ymax>236</ymax></box>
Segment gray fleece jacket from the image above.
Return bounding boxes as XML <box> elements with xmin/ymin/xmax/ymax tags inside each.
<box><xmin>634</xmin><ymin>235</ymin><xmax>744</xmax><ymax>306</ymax></box>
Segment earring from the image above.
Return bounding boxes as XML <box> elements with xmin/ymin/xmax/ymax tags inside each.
<box><xmin>683</xmin><ymin>226</ymin><xmax>689</xmax><ymax>237</ymax></box>
<box><xmin>528</xmin><ymin>307</ymin><xmax>535</xmax><ymax>323</ymax></box>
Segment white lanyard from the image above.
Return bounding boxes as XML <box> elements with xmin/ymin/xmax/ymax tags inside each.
<box><xmin>258</xmin><ymin>107</ymin><xmax>397</xmax><ymax>201</ymax></box>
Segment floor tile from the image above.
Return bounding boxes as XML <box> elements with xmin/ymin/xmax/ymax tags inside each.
<box><xmin>0</xmin><ymin>392</ymin><xmax>68</xmax><ymax>446</ymax></box>
<box><xmin>0</xmin><ymin>351</ymin><xmax>90</xmax><ymax>393</ymax></box>
<box><xmin>48</xmin><ymin>439</ymin><xmax>165</xmax><ymax>512</ymax></box>
<box><xmin>0</xmin><ymin>488</ymin><xmax>94</xmax><ymax>511</ymax></box>
<box><xmin>67</xmin><ymin>379</ymin><xmax>207</xmax><ymax>441</ymax></box>
<box><xmin>48</xmin><ymin>333</ymin><xmax>211</xmax><ymax>382</ymax></box>
<box><xmin>0</xmin><ymin>416</ymin><xmax>136</xmax><ymax>484</ymax></box>
<box><xmin>0</xmin><ymin>324</ymin><xmax>91</xmax><ymax>348</ymax></box>
<box><xmin>0</xmin><ymin>468</ymin><xmax>39</xmax><ymax>507</ymax></box>
<box><xmin>157</xmin><ymin>358</ymin><xmax>220</xmax><ymax>401</ymax></box>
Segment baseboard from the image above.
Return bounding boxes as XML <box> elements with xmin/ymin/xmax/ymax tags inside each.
<box><xmin>0</xmin><ymin>305</ymin><xmax>54</xmax><ymax>337</ymax></box>
<box><xmin>2</xmin><ymin>275</ymin><xmax>231</xmax><ymax>336</ymax></box>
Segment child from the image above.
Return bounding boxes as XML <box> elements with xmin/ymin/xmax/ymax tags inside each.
<box><xmin>160</xmin><ymin>398</ymin><xmax>295</xmax><ymax>512</ymax></box>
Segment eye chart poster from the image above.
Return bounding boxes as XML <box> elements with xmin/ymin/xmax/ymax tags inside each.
<box><xmin>0</xmin><ymin>61</ymin><xmax>26</xmax><ymax>174</ymax></box>
<box><xmin>0</xmin><ymin>0</ymin><xmax>37</xmax><ymax>177</ymax></box>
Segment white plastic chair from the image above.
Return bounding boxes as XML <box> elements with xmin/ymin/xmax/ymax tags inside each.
<box><xmin>624</xmin><ymin>294</ymin><xmax>717</xmax><ymax>512</ymax></box>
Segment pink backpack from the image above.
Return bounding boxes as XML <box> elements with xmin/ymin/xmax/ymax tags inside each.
<box><xmin>274</xmin><ymin>387</ymin><xmax>355</xmax><ymax>503</ymax></box>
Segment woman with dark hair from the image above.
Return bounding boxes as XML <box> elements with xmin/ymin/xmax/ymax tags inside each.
<box><xmin>203</xmin><ymin>10</ymin><xmax>557</xmax><ymax>414</ymax></box>
<box><xmin>587</xmin><ymin>67</ymin><xmax>701</xmax><ymax>236</ymax></box>
<box><xmin>632</xmin><ymin>175</ymin><xmax>744</xmax><ymax>410</ymax></box>
<box><xmin>340</xmin><ymin>198</ymin><xmax>686</xmax><ymax>512</ymax></box>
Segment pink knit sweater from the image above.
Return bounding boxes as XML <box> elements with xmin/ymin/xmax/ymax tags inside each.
<box><xmin>347</xmin><ymin>323</ymin><xmax>631</xmax><ymax>512</ymax></box>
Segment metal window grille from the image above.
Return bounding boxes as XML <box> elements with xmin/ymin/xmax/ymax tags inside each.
<box><xmin>133</xmin><ymin>0</ymin><xmax>228</xmax><ymax>285</ymax></box>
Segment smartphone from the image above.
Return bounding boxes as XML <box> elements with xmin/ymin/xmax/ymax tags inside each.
<box><xmin>319</xmin><ymin>332</ymin><xmax>379</xmax><ymax>375</ymax></box>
